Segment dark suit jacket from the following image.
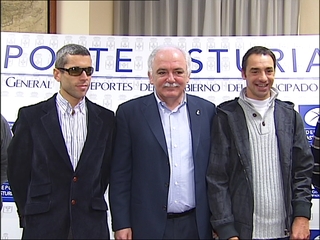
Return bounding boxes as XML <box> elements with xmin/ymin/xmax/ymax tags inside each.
<box><xmin>109</xmin><ymin>93</ymin><xmax>216</xmax><ymax>239</ymax></box>
<box><xmin>7</xmin><ymin>94</ymin><xmax>115</xmax><ymax>239</ymax></box>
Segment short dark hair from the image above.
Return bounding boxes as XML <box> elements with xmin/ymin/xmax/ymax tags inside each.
<box><xmin>55</xmin><ymin>44</ymin><xmax>91</xmax><ymax>68</ymax></box>
<box><xmin>241</xmin><ymin>46</ymin><xmax>276</xmax><ymax>72</ymax></box>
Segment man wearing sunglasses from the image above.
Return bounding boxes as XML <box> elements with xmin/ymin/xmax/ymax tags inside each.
<box><xmin>7</xmin><ymin>43</ymin><xmax>115</xmax><ymax>239</ymax></box>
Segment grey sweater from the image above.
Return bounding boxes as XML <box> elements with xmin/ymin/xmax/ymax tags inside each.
<box><xmin>239</xmin><ymin>88</ymin><xmax>286</xmax><ymax>238</ymax></box>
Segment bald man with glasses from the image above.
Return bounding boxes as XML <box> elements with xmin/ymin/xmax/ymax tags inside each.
<box><xmin>7</xmin><ymin>43</ymin><xmax>115</xmax><ymax>239</ymax></box>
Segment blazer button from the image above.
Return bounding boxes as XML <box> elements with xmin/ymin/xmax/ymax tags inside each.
<box><xmin>163</xmin><ymin>205</ymin><xmax>167</xmax><ymax>211</ymax></box>
<box><xmin>73</xmin><ymin>176</ymin><xmax>78</xmax><ymax>182</ymax></box>
<box><xmin>71</xmin><ymin>199</ymin><xmax>76</xmax><ymax>205</ymax></box>
<box><xmin>165</xmin><ymin>183</ymin><xmax>169</xmax><ymax>187</ymax></box>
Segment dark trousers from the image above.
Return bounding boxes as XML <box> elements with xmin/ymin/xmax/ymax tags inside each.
<box><xmin>68</xmin><ymin>228</ymin><xmax>73</xmax><ymax>239</ymax></box>
<box><xmin>163</xmin><ymin>209</ymin><xmax>199</xmax><ymax>239</ymax></box>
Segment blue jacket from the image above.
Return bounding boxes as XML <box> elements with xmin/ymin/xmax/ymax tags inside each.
<box><xmin>206</xmin><ymin>98</ymin><xmax>313</xmax><ymax>239</ymax></box>
<box><xmin>109</xmin><ymin>93</ymin><xmax>216</xmax><ymax>239</ymax></box>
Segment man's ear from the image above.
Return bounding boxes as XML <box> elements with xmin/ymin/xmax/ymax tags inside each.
<box><xmin>148</xmin><ymin>71</ymin><xmax>154</xmax><ymax>85</ymax></box>
<box><xmin>53</xmin><ymin>68</ymin><xmax>61</xmax><ymax>82</ymax></box>
<box><xmin>241</xmin><ymin>70</ymin><xmax>246</xmax><ymax>80</ymax></box>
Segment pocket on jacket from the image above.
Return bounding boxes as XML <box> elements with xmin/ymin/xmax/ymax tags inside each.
<box><xmin>91</xmin><ymin>197</ymin><xmax>108</xmax><ymax>211</ymax></box>
<box><xmin>29</xmin><ymin>182</ymin><xmax>51</xmax><ymax>197</ymax></box>
<box><xmin>25</xmin><ymin>183</ymin><xmax>51</xmax><ymax>215</ymax></box>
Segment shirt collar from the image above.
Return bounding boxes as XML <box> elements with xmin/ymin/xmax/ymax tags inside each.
<box><xmin>240</xmin><ymin>86</ymin><xmax>279</xmax><ymax>106</ymax></box>
<box><xmin>56</xmin><ymin>92</ymin><xmax>86</xmax><ymax>115</ymax></box>
<box><xmin>153</xmin><ymin>92</ymin><xmax>187</xmax><ymax>111</ymax></box>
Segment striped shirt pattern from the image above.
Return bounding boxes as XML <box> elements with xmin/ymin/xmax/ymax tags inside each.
<box><xmin>56</xmin><ymin>93</ymin><xmax>87</xmax><ymax>170</ymax></box>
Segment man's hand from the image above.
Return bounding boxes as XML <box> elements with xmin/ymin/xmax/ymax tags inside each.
<box><xmin>290</xmin><ymin>216</ymin><xmax>310</xmax><ymax>240</ymax></box>
<box><xmin>114</xmin><ymin>228</ymin><xmax>132</xmax><ymax>240</ymax></box>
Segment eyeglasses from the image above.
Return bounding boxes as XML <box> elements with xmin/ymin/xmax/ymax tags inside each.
<box><xmin>57</xmin><ymin>66</ymin><xmax>94</xmax><ymax>76</ymax></box>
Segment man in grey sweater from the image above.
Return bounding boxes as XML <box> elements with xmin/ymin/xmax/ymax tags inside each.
<box><xmin>207</xmin><ymin>46</ymin><xmax>314</xmax><ymax>240</ymax></box>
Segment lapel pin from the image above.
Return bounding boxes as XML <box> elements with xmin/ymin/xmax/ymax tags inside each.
<box><xmin>196</xmin><ymin>109</ymin><xmax>200</xmax><ymax>116</ymax></box>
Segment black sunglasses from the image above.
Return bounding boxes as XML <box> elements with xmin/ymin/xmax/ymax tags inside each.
<box><xmin>57</xmin><ymin>66</ymin><xmax>94</xmax><ymax>76</ymax></box>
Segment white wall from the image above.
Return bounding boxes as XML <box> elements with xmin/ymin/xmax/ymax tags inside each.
<box><xmin>299</xmin><ymin>0</ymin><xmax>320</xmax><ymax>34</ymax></box>
<box><xmin>56</xmin><ymin>0</ymin><xmax>319</xmax><ymax>35</ymax></box>
<box><xmin>56</xmin><ymin>1</ymin><xmax>113</xmax><ymax>35</ymax></box>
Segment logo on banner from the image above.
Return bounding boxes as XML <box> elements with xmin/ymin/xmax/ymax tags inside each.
<box><xmin>1</xmin><ymin>182</ymin><xmax>14</xmax><ymax>203</ymax></box>
<box><xmin>107</xmin><ymin>37</ymin><xmax>115</xmax><ymax>50</ymax></box>
<box><xmin>298</xmin><ymin>105</ymin><xmax>319</xmax><ymax>143</ymax></box>
<box><xmin>135</xmin><ymin>38</ymin><xmax>144</xmax><ymax>51</ymax></box>
<box><xmin>311</xmin><ymin>230</ymin><xmax>320</xmax><ymax>240</ymax></box>
<box><xmin>312</xmin><ymin>187</ymin><xmax>319</xmax><ymax>199</ymax></box>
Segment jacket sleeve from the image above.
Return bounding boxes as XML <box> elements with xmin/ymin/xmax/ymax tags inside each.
<box><xmin>291</xmin><ymin>111</ymin><xmax>314</xmax><ymax>219</ymax></box>
<box><xmin>1</xmin><ymin>115</ymin><xmax>12</xmax><ymax>184</ymax></box>
<box><xmin>100</xmin><ymin>110</ymin><xmax>116</xmax><ymax>193</ymax></box>
<box><xmin>7</xmin><ymin>109</ymin><xmax>32</xmax><ymax>227</ymax></box>
<box><xmin>206</xmin><ymin>112</ymin><xmax>239</xmax><ymax>239</ymax></box>
<box><xmin>108</xmin><ymin>105</ymin><xmax>132</xmax><ymax>231</ymax></box>
<box><xmin>311</xmin><ymin>117</ymin><xmax>320</xmax><ymax>192</ymax></box>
